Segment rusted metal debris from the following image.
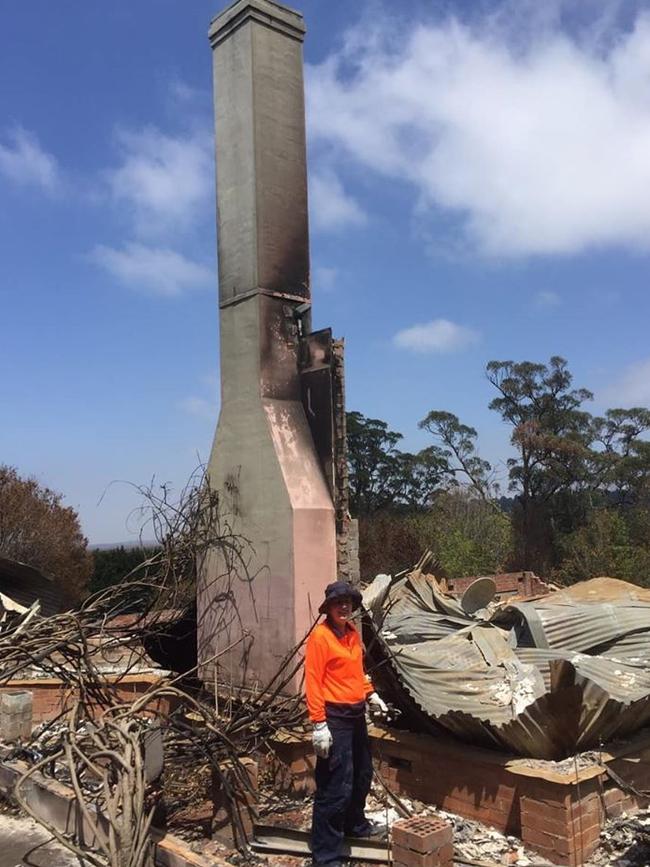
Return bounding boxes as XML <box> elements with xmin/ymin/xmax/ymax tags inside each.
<box><xmin>250</xmin><ymin>823</ymin><xmax>390</xmax><ymax>862</ymax></box>
<box><xmin>363</xmin><ymin>560</ymin><xmax>650</xmax><ymax>760</ymax></box>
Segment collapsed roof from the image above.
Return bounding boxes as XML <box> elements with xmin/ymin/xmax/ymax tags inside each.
<box><xmin>362</xmin><ymin>570</ymin><xmax>650</xmax><ymax>760</ymax></box>
<box><xmin>0</xmin><ymin>556</ymin><xmax>67</xmax><ymax>617</ymax></box>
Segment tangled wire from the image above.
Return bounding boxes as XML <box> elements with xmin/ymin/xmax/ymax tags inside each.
<box><xmin>0</xmin><ymin>469</ymin><xmax>310</xmax><ymax>867</ymax></box>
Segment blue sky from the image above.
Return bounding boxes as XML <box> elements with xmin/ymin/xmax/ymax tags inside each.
<box><xmin>2</xmin><ymin>0</ymin><xmax>650</xmax><ymax>544</ymax></box>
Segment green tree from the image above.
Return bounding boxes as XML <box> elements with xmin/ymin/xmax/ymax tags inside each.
<box><xmin>353</xmin><ymin>363</ymin><xmax>650</xmax><ymax>584</ymax></box>
<box><xmin>402</xmin><ymin>490</ymin><xmax>512</xmax><ymax>580</ymax></box>
<box><xmin>90</xmin><ymin>545</ymin><xmax>160</xmax><ymax>595</ymax></box>
<box><xmin>358</xmin><ymin>512</ymin><xmax>426</xmax><ymax>579</ymax></box>
<box><xmin>346</xmin><ymin>411</ymin><xmax>449</xmax><ymax>515</ymax></box>
<box><xmin>592</xmin><ymin>408</ymin><xmax>650</xmax><ymax>506</ymax></box>
<box><xmin>485</xmin><ymin>356</ymin><xmax>595</xmax><ymax>572</ymax></box>
<box><xmin>358</xmin><ymin>492</ymin><xmax>511</xmax><ymax>581</ymax></box>
<box><xmin>418</xmin><ymin>410</ymin><xmax>495</xmax><ymax>500</ymax></box>
<box><xmin>0</xmin><ymin>465</ymin><xmax>92</xmax><ymax>603</ymax></box>
<box><xmin>554</xmin><ymin>509</ymin><xmax>650</xmax><ymax>585</ymax></box>
<box><xmin>347</xmin><ymin>411</ymin><xmax>403</xmax><ymax>516</ymax></box>
<box><xmin>428</xmin><ymin>491</ymin><xmax>512</xmax><ymax>579</ymax></box>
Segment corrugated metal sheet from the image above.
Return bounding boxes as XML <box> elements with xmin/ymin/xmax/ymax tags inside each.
<box><xmin>495</xmin><ymin>600</ymin><xmax>650</xmax><ymax>653</ymax></box>
<box><xmin>0</xmin><ymin>556</ymin><xmax>68</xmax><ymax>616</ymax></box>
<box><xmin>363</xmin><ymin>573</ymin><xmax>650</xmax><ymax>760</ymax></box>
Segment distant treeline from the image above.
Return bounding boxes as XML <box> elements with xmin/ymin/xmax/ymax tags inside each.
<box><xmin>349</xmin><ymin>356</ymin><xmax>650</xmax><ymax>586</ymax></box>
<box><xmin>90</xmin><ymin>545</ymin><xmax>160</xmax><ymax>594</ymax></box>
<box><xmin>5</xmin><ymin>354</ymin><xmax>647</xmax><ymax>602</ymax></box>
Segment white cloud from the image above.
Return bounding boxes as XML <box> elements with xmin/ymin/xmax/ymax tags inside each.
<box><xmin>179</xmin><ymin>396</ymin><xmax>215</xmax><ymax>420</ymax></box>
<box><xmin>535</xmin><ymin>290</ymin><xmax>562</xmax><ymax>308</ymax></box>
<box><xmin>601</xmin><ymin>358</ymin><xmax>650</xmax><ymax>407</ymax></box>
<box><xmin>307</xmin><ymin>8</ymin><xmax>650</xmax><ymax>257</ymax></box>
<box><xmin>89</xmin><ymin>242</ymin><xmax>212</xmax><ymax>297</ymax></box>
<box><xmin>108</xmin><ymin>126</ymin><xmax>212</xmax><ymax>237</ymax></box>
<box><xmin>393</xmin><ymin>318</ymin><xmax>479</xmax><ymax>353</ymax></box>
<box><xmin>313</xmin><ymin>265</ymin><xmax>338</xmax><ymax>292</ymax></box>
<box><xmin>0</xmin><ymin>127</ymin><xmax>60</xmax><ymax>193</ymax></box>
<box><xmin>180</xmin><ymin>369</ymin><xmax>219</xmax><ymax>421</ymax></box>
<box><xmin>309</xmin><ymin>169</ymin><xmax>367</xmax><ymax>231</ymax></box>
<box><xmin>168</xmin><ymin>79</ymin><xmax>202</xmax><ymax>106</ymax></box>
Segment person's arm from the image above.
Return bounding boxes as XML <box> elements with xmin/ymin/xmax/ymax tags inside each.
<box><xmin>359</xmin><ymin>631</ymin><xmax>389</xmax><ymax>716</ymax></box>
<box><xmin>358</xmin><ymin>630</ymin><xmax>374</xmax><ymax>696</ymax></box>
<box><xmin>305</xmin><ymin>629</ymin><xmax>328</xmax><ymax>722</ymax></box>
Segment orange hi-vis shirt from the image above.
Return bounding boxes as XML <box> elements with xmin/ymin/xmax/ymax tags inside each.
<box><xmin>305</xmin><ymin>621</ymin><xmax>374</xmax><ymax>722</ymax></box>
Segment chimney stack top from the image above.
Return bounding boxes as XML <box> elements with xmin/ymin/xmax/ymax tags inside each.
<box><xmin>209</xmin><ymin>0</ymin><xmax>305</xmax><ymax>47</ymax></box>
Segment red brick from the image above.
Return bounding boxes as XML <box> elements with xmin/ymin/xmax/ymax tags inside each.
<box><xmin>555</xmin><ymin>828</ymin><xmax>601</xmax><ymax>855</ymax></box>
<box><xmin>521</xmin><ymin>794</ymin><xmax>602</xmax><ymax>829</ymax></box>
<box><xmin>521</xmin><ymin>826</ymin><xmax>557</xmax><ymax>849</ymax></box>
<box><xmin>521</xmin><ymin>796</ymin><xmax>568</xmax><ymax>823</ymax></box>
<box><xmin>482</xmin><ymin>809</ymin><xmax>509</xmax><ymax>831</ymax></box>
<box><xmin>523</xmin><ymin>781</ymin><xmax>572</xmax><ymax>807</ymax></box>
<box><xmin>602</xmin><ymin>787</ymin><xmax>624</xmax><ymax>808</ymax></box>
<box><xmin>543</xmin><ymin>812</ymin><xmax>599</xmax><ymax>839</ymax></box>
<box><xmin>439</xmin><ymin>797</ymin><xmax>483</xmax><ymax>820</ymax></box>
<box><xmin>603</xmin><ymin>801</ymin><xmax>626</xmax><ymax>819</ymax></box>
<box><xmin>392</xmin><ymin>816</ymin><xmax>453</xmax><ymax>853</ymax></box>
<box><xmin>523</xmin><ymin>823</ymin><xmax>600</xmax><ymax>861</ymax></box>
<box><xmin>378</xmin><ymin>764</ymin><xmax>398</xmax><ymax>783</ymax></box>
<box><xmin>521</xmin><ymin>799</ymin><xmax>602</xmax><ymax>828</ymax></box>
<box><xmin>393</xmin><ymin>850</ymin><xmax>444</xmax><ymax>867</ymax></box>
<box><xmin>532</xmin><ymin>846</ymin><xmax>585</xmax><ymax>867</ymax></box>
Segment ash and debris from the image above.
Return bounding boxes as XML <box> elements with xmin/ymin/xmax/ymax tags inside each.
<box><xmin>9</xmin><ymin>724</ymin><xmax>650</xmax><ymax>867</ymax></box>
<box><xmin>154</xmin><ymin>766</ymin><xmax>552</xmax><ymax>867</ymax></box>
<box><xmin>516</xmin><ymin>749</ymin><xmax>603</xmax><ymax>774</ymax></box>
<box><xmin>0</xmin><ymin>792</ymin><xmax>21</xmax><ymax>818</ymax></box>
<box><xmin>401</xmin><ymin>802</ymin><xmax>548</xmax><ymax>866</ymax></box>
<box><xmin>251</xmin><ymin>782</ymin><xmax>550</xmax><ymax>867</ymax></box>
<box><xmin>589</xmin><ymin>808</ymin><xmax>650</xmax><ymax>866</ymax></box>
<box><xmin>163</xmin><ymin>759</ymin><xmax>214</xmax><ymax>841</ymax></box>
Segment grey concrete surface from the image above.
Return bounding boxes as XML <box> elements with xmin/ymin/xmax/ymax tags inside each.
<box><xmin>0</xmin><ymin>812</ymin><xmax>85</xmax><ymax>866</ymax></box>
<box><xmin>209</xmin><ymin>0</ymin><xmax>309</xmax><ymax>302</ymax></box>
<box><xmin>198</xmin><ymin>0</ymin><xmax>337</xmax><ymax>692</ymax></box>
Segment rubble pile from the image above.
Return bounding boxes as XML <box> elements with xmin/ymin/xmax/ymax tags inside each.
<box><xmin>253</xmin><ymin>781</ymin><xmax>547</xmax><ymax>867</ymax></box>
<box><xmin>443</xmin><ymin>812</ymin><xmax>537</xmax><ymax>866</ymax></box>
<box><xmin>591</xmin><ymin>809</ymin><xmax>650</xmax><ymax>866</ymax></box>
<box><xmin>368</xmin><ymin>791</ymin><xmax>546</xmax><ymax>866</ymax></box>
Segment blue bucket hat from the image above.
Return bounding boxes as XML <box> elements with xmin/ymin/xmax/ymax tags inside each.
<box><xmin>319</xmin><ymin>580</ymin><xmax>362</xmax><ymax>615</ymax></box>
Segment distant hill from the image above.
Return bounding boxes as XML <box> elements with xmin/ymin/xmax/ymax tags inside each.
<box><xmin>88</xmin><ymin>541</ymin><xmax>157</xmax><ymax>551</ymax></box>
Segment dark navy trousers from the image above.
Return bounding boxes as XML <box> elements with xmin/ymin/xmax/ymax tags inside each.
<box><xmin>311</xmin><ymin>703</ymin><xmax>373</xmax><ymax>865</ymax></box>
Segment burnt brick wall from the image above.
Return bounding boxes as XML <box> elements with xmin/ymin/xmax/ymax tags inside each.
<box><xmin>445</xmin><ymin>571</ymin><xmax>550</xmax><ymax>600</ymax></box>
<box><xmin>332</xmin><ymin>339</ymin><xmax>360</xmax><ymax>584</ymax></box>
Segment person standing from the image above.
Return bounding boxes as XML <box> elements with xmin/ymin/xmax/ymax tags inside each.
<box><xmin>305</xmin><ymin>580</ymin><xmax>389</xmax><ymax>867</ymax></box>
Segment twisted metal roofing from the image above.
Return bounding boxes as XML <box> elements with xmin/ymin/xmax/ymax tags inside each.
<box><xmin>363</xmin><ymin>573</ymin><xmax>650</xmax><ymax>759</ymax></box>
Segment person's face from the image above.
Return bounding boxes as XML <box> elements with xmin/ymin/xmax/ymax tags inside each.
<box><xmin>328</xmin><ymin>596</ymin><xmax>352</xmax><ymax>628</ymax></box>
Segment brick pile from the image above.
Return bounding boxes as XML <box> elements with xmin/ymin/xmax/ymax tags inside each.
<box><xmin>392</xmin><ymin>816</ymin><xmax>454</xmax><ymax>867</ymax></box>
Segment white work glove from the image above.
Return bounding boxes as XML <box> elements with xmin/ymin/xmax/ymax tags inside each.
<box><xmin>368</xmin><ymin>692</ymin><xmax>389</xmax><ymax>719</ymax></box>
<box><xmin>312</xmin><ymin>721</ymin><xmax>333</xmax><ymax>758</ymax></box>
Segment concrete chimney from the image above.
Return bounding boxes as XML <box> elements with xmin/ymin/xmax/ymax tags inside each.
<box><xmin>197</xmin><ymin>0</ymin><xmax>337</xmax><ymax>691</ymax></box>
